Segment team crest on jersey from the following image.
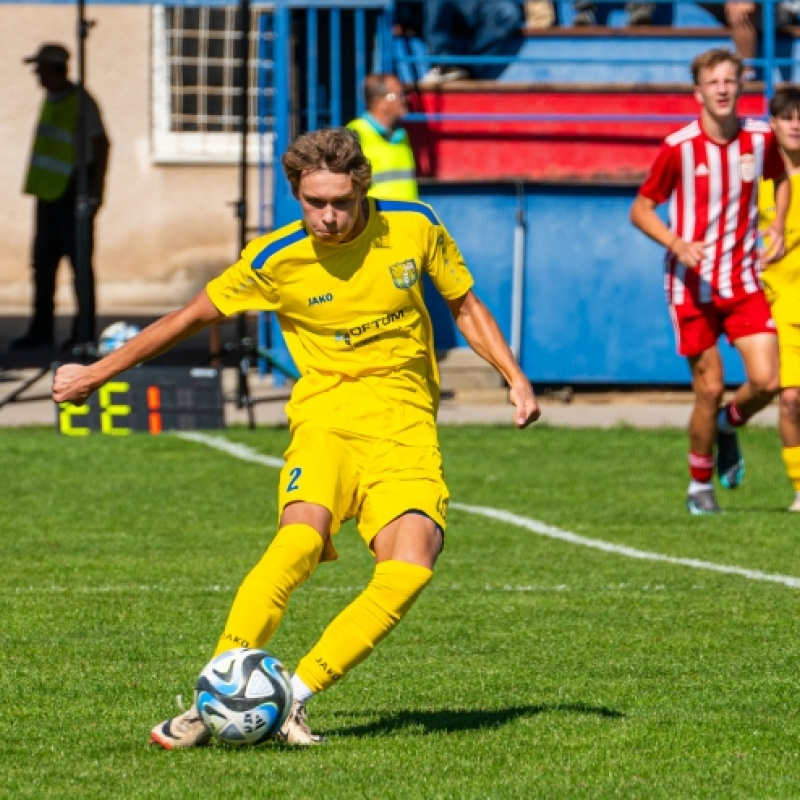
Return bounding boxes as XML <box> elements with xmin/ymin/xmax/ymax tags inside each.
<box><xmin>740</xmin><ymin>153</ymin><xmax>756</xmax><ymax>183</ymax></box>
<box><xmin>388</xmin><ymin>259</ymin><xmax>419</xmax><ymax>289</ymax></box>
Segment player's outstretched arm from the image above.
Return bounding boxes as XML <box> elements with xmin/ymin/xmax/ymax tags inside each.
<box><xmin>52</xmin><ymin>289</ymin><xmax>225</xmax><ymax>406</ymax></box>
<box><xmin>446</xmin><ymin>289</ymin><xmax>540</xmax><ymax>428</ymax></box>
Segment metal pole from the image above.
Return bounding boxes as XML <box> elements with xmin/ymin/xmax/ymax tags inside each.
<box><xmin>510</xmin><ymin>182</ymin><xmax>526</xmax><ymax>361</ymax></box>
<box><xmin>73</xmin><ymin>0</ymin><xmax>96</xmax><ymax>351</ymax></box>
<box><xmin>763</xmin><ymin>0</ymin><xmax>776</xmax><ymax>105</ymax></box>
<box><xmin>234</xmin><ymin>0</ymin><xmax>256</xmax><ymax>428</ymax></box>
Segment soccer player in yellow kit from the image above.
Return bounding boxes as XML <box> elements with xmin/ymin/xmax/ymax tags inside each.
<box><xmin>52</xmin><ymin>127</ymin><xmax>540</xmax><ymax>748</ymax></box>
<box><xmin>759</xmin><ymin>86</ymin><xmax>800</xmax><ymax>510</ymax></box>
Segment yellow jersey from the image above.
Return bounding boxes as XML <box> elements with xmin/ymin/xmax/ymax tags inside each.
<box><xmin>758</xmin><ymin>171</ymin><xmax>800</xmax><ymax>323</ymax></box>
<box><xmin>206</xmin><ymin>198</ymin><xmax>474</xmax><ymax>445</ymax></box>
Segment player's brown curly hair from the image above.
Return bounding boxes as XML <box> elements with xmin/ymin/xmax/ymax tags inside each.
<box><xmin>690</xmin><ymin>48</ymin><xmax>744</xmax><ymax>85</ymax></box>
<box><xmin>281</xmin><ymin>128</ymin><xmax>372</xmax><ymax>194</ymax></box>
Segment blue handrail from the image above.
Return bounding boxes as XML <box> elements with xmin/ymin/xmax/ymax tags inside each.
<box><xmin>392</xmin><ymin>0</ymin><xmax>797</xmax><ymax>124</ymax></box>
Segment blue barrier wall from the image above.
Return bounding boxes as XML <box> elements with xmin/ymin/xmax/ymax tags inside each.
<box><xmin>420</xmin><ymin>184</ymin><xmax>746</xmax><ymax>386</ymax></box>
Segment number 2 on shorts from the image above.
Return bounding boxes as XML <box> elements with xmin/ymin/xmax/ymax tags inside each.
<box><xmin>286</xmin><ymin>466</ymin><xmax>302</xmax><ymax>493</ymax></box>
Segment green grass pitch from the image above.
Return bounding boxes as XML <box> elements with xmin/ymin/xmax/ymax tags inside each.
<box><xmin>3</xmin><ymin>423</ymin><xmax>800</xmax><ymax>798</ymax></box>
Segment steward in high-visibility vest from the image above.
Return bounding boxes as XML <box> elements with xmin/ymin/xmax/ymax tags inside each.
<box><xmin>347</xmin><ymin>115</ymin><xmax>418</xmax><ymax>200</ymax></box>
<box><xmin>24</xmin><ymin>88</ymin><xmax>79</xmax><ymax>201</ymax></box>
<box><xmin>11</xmin><ymin>42</ymin><xmax>110</xmax><ymax>353</ymax></box>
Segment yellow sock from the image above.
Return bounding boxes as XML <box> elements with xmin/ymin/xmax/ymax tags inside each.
<box><xmin>295</xmin><ymin>560</ymin><xmax>433</xmax><ymax>693</ymax></box>
<box><xmin>213</xmin><ymin>523</ymin><xmax>324</xmax><ymax>656</ymax></box>
<box><xmin>782</xmin><ymin>445</ymin><xmax>800</xmax><ymax>493</ymax></box>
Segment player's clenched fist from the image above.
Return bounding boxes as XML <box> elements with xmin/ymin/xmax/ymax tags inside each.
<box><xmin>53</xmin><ymin>364</ymin><xmax>96</xmax><ymax>406</ymax></box>
<box><xmin>510</xmin><ymin>381</ymin><xmax>541</xmax><ymax>428</ymax></box>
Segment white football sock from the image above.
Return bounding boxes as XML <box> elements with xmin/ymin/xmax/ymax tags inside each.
<box><xmin>290</xmin><ymin>673</ymin><xmax>315</xmax><ymax>704</ymax></box>
<box><xmin>688</xmin><ymin>480</ymin><xmax>713</xmax><ymax>495</ymax></box>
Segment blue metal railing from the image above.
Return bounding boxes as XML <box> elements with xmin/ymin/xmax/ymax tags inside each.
<box><xmin>259</xmin><ymin>0</ymin><xmax>393</xmax><ymax>383</ymax></box>
<box><xmin>258</xmin><ymin>0</ymin><xmax>797</xmax><ymax>381</ymax></box>
<box><xmin>395</xmin><ymin>0</ymin><xmax>798</xmax><ymax>124</ymax></box>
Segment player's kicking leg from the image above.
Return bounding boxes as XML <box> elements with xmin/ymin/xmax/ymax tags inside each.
<box><xmin>281</xmin><ymin>511</ymin><xmax>442</xmax><ymax>741</ymax></box>
<box><xmin>149</xmin><ymin>520</ymin><xmax>327</xmax><ymax>749</ymax></box>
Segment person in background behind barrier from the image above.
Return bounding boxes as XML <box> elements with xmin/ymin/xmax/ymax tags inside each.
<box><xmin>419</xmin><ymin>0</ymin><xmax>525</xmax><ymax>85</ymax></box>
<box><xmin>394</xmin><ymin>0</ymin><xmax>424</xmax><ymax>35</ymax></box>
<box><xmin>572</xmin><ymin>2</ymin><xmax>656</xmax><ymax>26</ymax></box>
<box><xmin>346</xmin><ymin>74</ymin><xmax>418</xmax><ymax>200</ymax></box>
<box><xmin>10</xmin><ymin>43</ymin><xmax>110</xmax><ymax>353</ymax></box>
<box><xmin>758</xmin><ymin>85</ymin><xmax>800</xmax><ymax>510</ymax></box>
<box><xmin>630</xmin><ymin>48</ymin><xmax>788</xmax><ymax>515</ymax></box>
<box><xmin>698</xmin><ymin>2</ymin><xmax>800</xmax><ymax>79</ymax></box>
<box><xmin>524</xmin><ymin>0</ymin><xmax>555</xmax><ymax>28</ymax></box>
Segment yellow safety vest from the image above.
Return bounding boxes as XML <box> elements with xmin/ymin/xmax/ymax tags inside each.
<box><xmin>24</xmin><ymin>90</ymin><xmax>78</xmax><ymax>201</ymax></box>
<box><xmin>347</xmin><ymin>117</ymin><xmax>418</xmax><ymax>200</ymax></box>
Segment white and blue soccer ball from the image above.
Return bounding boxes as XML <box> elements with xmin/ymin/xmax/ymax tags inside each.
<box><xmin>195</xmin><ymin>648</ymin><xmax>293</xmax><ymax>746</ymax></box>
<box><xmin>97</xmin><ymin>321</ymin><xmax>141</xmax><ymax>356</ymax></box>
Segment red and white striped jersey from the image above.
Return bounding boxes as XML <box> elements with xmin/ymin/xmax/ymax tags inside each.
<box><xmin>639</xmin><ymin>118</ymin><xmax>784</xmax><ymax>304</ymax></box>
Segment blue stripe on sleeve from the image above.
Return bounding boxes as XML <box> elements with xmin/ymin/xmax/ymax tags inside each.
<box><xmin>251</xmin><ymin>227</ymin><xmax>309</xmax><ymax>270</ymax></box>
<box><xmin>375</xmin><ymin>199</ymin><xmax>439</xmax><ymax>226</ymax></box>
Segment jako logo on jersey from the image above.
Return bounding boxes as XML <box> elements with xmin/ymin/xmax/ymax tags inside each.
<box><xmin>308</xmin><ymin>293</ymin><xmax>334</xmax><ymax>306</ymax></box>
<box><xmin>389</xmin><ymin>259</ymin><xmax>419</xmax><ymax>289</ymax></box>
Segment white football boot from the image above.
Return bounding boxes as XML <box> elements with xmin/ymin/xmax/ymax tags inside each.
<box><xmin>149</xmin><ymin>703</ymin><xmax>212</xmax><ymax>749</ymax></box>
<box><xmin>275</xmin><ymin>700</ymin><xmax>326</xmax><ymax>745</ymax></box>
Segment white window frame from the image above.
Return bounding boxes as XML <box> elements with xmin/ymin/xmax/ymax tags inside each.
<box><xmin>151</xmin><ymin>4</ymin><xmax>274</xmax><ymax>165</ymax></box>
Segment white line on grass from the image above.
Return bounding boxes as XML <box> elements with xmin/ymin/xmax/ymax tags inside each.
<box><xmin>175</xmin><ymin>431</ymin><xmax>285</xmax><ymax>468</ymax></box>
<box><xmin>453</xmin><ymin>503</ymin><xmax>800</xmax><ymax>589</ymax></box>
<box><xmin>174</xmin><ymin>432</ymin><xmax>800</xmax><ymax>590</ymax></box>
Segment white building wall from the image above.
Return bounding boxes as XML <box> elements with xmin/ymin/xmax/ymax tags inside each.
<box><xmin>0</xmin><ymin>4</ymin><xmax>268</xmax><ymax>315</ymax></box>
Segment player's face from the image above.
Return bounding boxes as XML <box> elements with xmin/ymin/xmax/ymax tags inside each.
<box><xmin>771</xmin><ymin>109</ymin><xmax>800</xmax><ymax>156</ymax></box>
<box><xmin>295</xmin><ymin>170</ymin><xmax>366</xmax><ymax>244</ymax></box>
<box><xmin>694</xmin><ymin>61</ymin><xmax>742</xmax><ymax>119</ymax></box>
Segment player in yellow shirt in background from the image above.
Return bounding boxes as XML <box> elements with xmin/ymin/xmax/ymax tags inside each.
<box><xmin>53</xmin><ymin>127</ymin><xmax>540</xmax><ymax>748</ymax></box>
<box><xmin>759</xmin><ymin>86</ymin><xmax>800</xmax><ymax>510</ymax></box>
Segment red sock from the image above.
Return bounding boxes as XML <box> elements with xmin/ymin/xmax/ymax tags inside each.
<box><xmin>725</xmin><ymin>399</ymin><xmax>745</xmax><ymax>428</ymax></box>
<box><xmin>689</xmin><ymin>452</ymin><xmax>714</xmax><ymax>482</ymax></box>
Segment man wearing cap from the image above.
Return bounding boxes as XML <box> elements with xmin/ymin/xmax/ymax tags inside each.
<box><xmin>11</xmin><ymin>43</ymin><xmax>110</xmax><ymax>352</ymax></box>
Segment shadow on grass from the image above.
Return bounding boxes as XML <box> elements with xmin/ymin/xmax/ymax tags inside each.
<box><xmin>331</xmin><ymin>703</ymin><xmax>624</xmax><ymax>738</ymax></box>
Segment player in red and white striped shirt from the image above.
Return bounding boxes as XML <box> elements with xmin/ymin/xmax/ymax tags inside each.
<box><xmin>631</xmin><ymin>48</ymin><xmax>790</xmax><ymax>514</ymax></box>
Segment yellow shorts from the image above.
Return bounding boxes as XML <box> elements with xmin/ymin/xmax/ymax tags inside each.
<box><xmin>775</xmin><ymin>317</ymin><xmax>800</xmax><ymax>387</ymax></box>
<box><xmin>278</xmin><ymin>426</ymin><xmax>449</xmax><ymax>559</ymax></box>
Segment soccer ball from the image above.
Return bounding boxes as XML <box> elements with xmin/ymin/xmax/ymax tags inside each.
<box><xmin>97</xmin><ymin>321</ymin><xmax>141</xmax><ymax>356</ymax></box>
<box><xmin>195</xmin><ymin>648</ymin><xmax>293</xmax><ymax>746</ymax></box>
